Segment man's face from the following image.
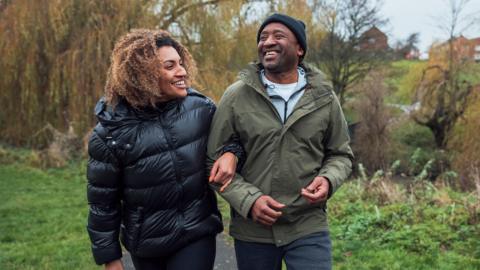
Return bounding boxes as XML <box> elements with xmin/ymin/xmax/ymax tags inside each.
<box><xmin>257</xmin><ymin>22</ymin><xmax>303</xmax><ymax>74</ymax></box>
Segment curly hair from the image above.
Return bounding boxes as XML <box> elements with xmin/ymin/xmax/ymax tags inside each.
<box><xmin>105</xmin><ymin>29</ymin><xmax>197</xmax><ymax>108</ymax></box>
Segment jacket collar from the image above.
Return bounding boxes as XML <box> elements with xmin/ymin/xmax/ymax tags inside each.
<box><xmin>238</xmin><ymin>62</ymin><xmax>332</xmax><ymax>101</ymax></box>
<box><xmin>95</xmin><ymin>88</ymin><xmax>205</xmax><ymax>127</ymax></box>
<box><xmin>238</xmin><ymin>62</ymin><xmax>334</xmax><ymax>129</ymax></box>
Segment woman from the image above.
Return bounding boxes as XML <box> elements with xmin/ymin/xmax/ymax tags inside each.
<box><xmin>86</xmin><ymin>29</ymin><xmax>240</xmax><ymax>270</ymax></box>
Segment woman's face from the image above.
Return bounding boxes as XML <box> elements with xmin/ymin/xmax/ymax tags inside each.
<box><xmin>156</xmin><ymin>46</ymin><xmax>188</xmax><ymax>101</ymax></box>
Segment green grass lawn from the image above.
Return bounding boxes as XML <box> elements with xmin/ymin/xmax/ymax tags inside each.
<box><xmin>0</xmin><ymin>160</ymin><xmax>100</xmax><ymax>270</ymax></box>
<box><xmin>1</xmin><ymin>147</ymin><xmax>479</xmax><ymax>269</ymax></box>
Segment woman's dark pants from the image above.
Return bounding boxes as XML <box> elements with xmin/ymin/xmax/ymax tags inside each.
<box><xmin>131</xmin><ymin>235</ymin><xmax>216</xmax><ymax>270</ymax></box>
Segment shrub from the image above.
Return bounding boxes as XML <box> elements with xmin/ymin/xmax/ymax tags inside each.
<box><xmin>450</xmin><ymin>90</ymin><xmax>480</xmax><ymax>190</ymax></box>
<box><xmin>362</xmin><ymin>174</ymin><xmax>407</xmax><ymax>205</ymax></box>
<box><xmin>386</xmin><ymin>60</ymin><xmax>428</xmax><ymax>104</ymax></box>
<box><xmin>351</xmin><ymin>71</ymin><xmax>392</xmax><ymax>174</ymax></box>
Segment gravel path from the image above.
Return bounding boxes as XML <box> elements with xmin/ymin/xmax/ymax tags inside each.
<box><xmin>122</xmin><ymin>233</ymin><xmax>237</xmax><ymax>270</ymax></box>
<box><xmin>213</xmin><ymin>233</ymin><xmax>237</xmax><ymax>270</ymax></box>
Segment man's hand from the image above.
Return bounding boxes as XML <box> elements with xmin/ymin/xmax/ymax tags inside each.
<box><xmin>105</xmin><ymin>259</ymin><xmax>124</xmax><ymax>270</ymax></box>
<box><xmin>250</xmin><ymin>195</ymin><xmax>285</xmax><ymax>226</ymax></box>
<box><xmin>301</xmin><ymin>176</ymin><xmax>330</xmax><ymax>204</ymax></box>
<box><xmin>209</xmin><ymin>152</ymin><xmax>237</xmax><ymax>192</ymax></box>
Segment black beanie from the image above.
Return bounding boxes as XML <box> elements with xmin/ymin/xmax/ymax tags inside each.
<box><xmin>257</xmin><ymin>13</ymin><xmax>307</xmax><ymax>57</ymax></box>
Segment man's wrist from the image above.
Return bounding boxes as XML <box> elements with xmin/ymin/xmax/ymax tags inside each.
<box><xmin>241</xmin><ymin>192</ymin><xmax>263</xmax><ymax>219</ymax></box>
<box><xmin>225</xmin><ymin>152</ymin><xmax>238</xmax><ymax>166</ymax></box>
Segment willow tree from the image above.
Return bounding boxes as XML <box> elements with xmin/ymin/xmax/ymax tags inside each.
<box><xmin>450</xmin><ymin>89</ymin><xmax>480</xmax><ymax>190</ymax></box>
<box><xmin>172</xmin><ymin>0</ymin><xmax>259</xmax><ymax>99</ymax></box>
<box><xmin>412</xmin><ymin>0</ymin><xmax>479</xmax><ymax>149</ymax></box>
<box><xmin>0</xmin><ymin>0</ymin><xmax>253</xmax><ymax>146</ymax></box>
<box><xmin>0</xmin><ymin>0</ymin><xmax>159</xmax><ymax>146</ymax></box>
<box><xmin>186</xmin><ymin>0</ymin><xmax>321</xmax><ymax>99</ymax></box>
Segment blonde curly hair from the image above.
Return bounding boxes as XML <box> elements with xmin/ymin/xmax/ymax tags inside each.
<box><xmin>105</xmin><ymin>29</ymin><xmax>197</xmax><ymax>108</ymax></box>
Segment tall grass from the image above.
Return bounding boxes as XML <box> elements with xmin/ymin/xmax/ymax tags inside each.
<box><xmin>329</xmin><ymin>175</ymin><xmax>480</xmax><ymax>269</ymax></box>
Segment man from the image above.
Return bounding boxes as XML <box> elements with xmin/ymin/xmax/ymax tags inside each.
<box><xmin>207</xmin><ymin>13</ymin><xmax>353</xmax><ymax>270</ymax></box>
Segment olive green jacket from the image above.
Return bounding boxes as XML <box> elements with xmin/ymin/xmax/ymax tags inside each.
<box><xmin>207</xmin><ymin>62</ymin><xmax>353</xmax><ymax>246</ymax></box>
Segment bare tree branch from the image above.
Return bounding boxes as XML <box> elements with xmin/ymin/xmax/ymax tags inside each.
<box><xmin>159</xmin><ymin>0</ymin><xmax>224</xmax><ymax>29</ymax></box>
<box><xmin>310</xmin><ymin>0</ymin><xmax>388</xmax><ymax>104</ymax></box>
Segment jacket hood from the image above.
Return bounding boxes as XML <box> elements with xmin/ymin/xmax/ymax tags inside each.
<box><xmin>94</xmin><ymin>88</ymin><xmax>206</xmax><ymax>129</ymax></box>
<box><xmin>94</xmin><ymin>97</ymin><xmax>143</xmax><ymax>129</ymax></box>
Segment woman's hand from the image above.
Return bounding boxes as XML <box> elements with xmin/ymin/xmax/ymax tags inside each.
<box><xmin>209</xmin><ymin>152</ymin><xmax>237</xmax><ymax>192</ymax></box>
<box><xmin>105</xmin><ymin>259</ymin><xmax>124</xmax><ymax>270</ymax></box>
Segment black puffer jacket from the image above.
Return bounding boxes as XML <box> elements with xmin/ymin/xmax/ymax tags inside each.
<box><xmin>86</xmin><ymin>89</ymin><xmax>223</xmax><ymax>265</ymax></box>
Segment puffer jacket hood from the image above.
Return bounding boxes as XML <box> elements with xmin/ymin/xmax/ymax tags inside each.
<box><xmin>87</xmin><ymin>89</ymin><xmax>223</xmax><ymax>265</ymax></box>
<box><xmin>94</xmin><ymin>93</ymin><xmax>183</xmax><ymax>128</ymax></box>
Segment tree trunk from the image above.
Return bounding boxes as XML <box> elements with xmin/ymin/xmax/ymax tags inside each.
<box><xmin>430</xmin><ymin>122</ymin><xmax>448</xmax><ymax>149</ymax></box>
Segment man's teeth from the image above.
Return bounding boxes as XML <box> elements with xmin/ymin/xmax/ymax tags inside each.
<box><xmin>266</xmin><ymin>51</ymin><xmax>276</xmax><ymax>56</ymax></box>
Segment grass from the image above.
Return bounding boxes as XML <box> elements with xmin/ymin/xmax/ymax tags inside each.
<box><xmin>1</xmin><ymin>146</ymin><xmax>479</xmax><ymax>269</ymax></box>
<box><xmin>327</xmin><ymin>179</ymin><xmax>480</xmax><ymax>270</ymax></box>
<box><xmin>0</xmin><ymin>155</ymin><xmax>100</xmax><ymax>269</ymax></box>
<box><xmin>217</xmin><ymin>178</ymin><xmax>480</xmax><ymax>269</ymax></box>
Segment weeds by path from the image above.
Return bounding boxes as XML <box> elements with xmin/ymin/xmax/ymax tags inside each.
<box><xmin>1</xmin><ymin>147</ymin><xmax>479</xmax><ymax>269</ymax></box>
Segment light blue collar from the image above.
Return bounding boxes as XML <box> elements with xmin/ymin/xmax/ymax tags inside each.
<box><xmin>261</xmin><ymin>67</ymin><xmax>307</xmax><ymax>101</ymax></box>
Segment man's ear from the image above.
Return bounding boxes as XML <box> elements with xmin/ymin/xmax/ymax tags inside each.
<box><xmin>297</xmin><ymin>46</ymin><xmax>304</xmax><ymax>58</ymax></box>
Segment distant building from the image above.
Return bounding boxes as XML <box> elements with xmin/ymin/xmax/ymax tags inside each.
<box><xmin>470</xmin><ymin>37</ymin><xmax>480</xmax><ymax>62</ymax></box>
<box><xmin>359</xmin><ymin>26</ymin><xmax>389</xmax><ymax>51</ymax></box>
<box><xmin>404</xmin><ymin>48</ymin><xmax>421</xmax><ymax>60</ymax></box>
<box><xmin>429</xmin><ymin>36</ymin><xmax>480</xmax><ymax>62</ymax></box>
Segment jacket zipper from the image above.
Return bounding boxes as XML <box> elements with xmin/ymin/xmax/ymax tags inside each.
<box><xmin>266</xmin><ymin>86</ymin><xmax>307</xmax><ymax>125</ymax></box>
<box><xmin>279</xmin><ymin>91</ymin><xmax>333</xmax><ymax>137</ymax></box>
<box><xmin>259</xmin><ymin>94</ymin><xmax>283</xmax><ymax>124</ymax></box>
<box><xmin>157</xmin><ymin>116</ymin><xmax>186</xmax><ymax>231</ymax></box>
<box><xmin>158</xmin><ymin>120</ymin><xmax>183</xmax><ymax>186</ymax></box>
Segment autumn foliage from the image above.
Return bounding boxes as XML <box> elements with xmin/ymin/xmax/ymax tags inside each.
<box><xmin>0</xmin><ymin>0</ymin><xmax>157</xmax><ymax>145</ymax></box>
<box><xmin>0</xmin><ymin>0</ymin><xmax>328</xmax><ymax>146</ymax></box>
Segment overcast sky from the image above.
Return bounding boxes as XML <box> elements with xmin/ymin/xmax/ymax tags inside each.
<box><xmin>380</xmin><ymin>0</ymin><xmax>480</xmax><ymax>53</ymax></box>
